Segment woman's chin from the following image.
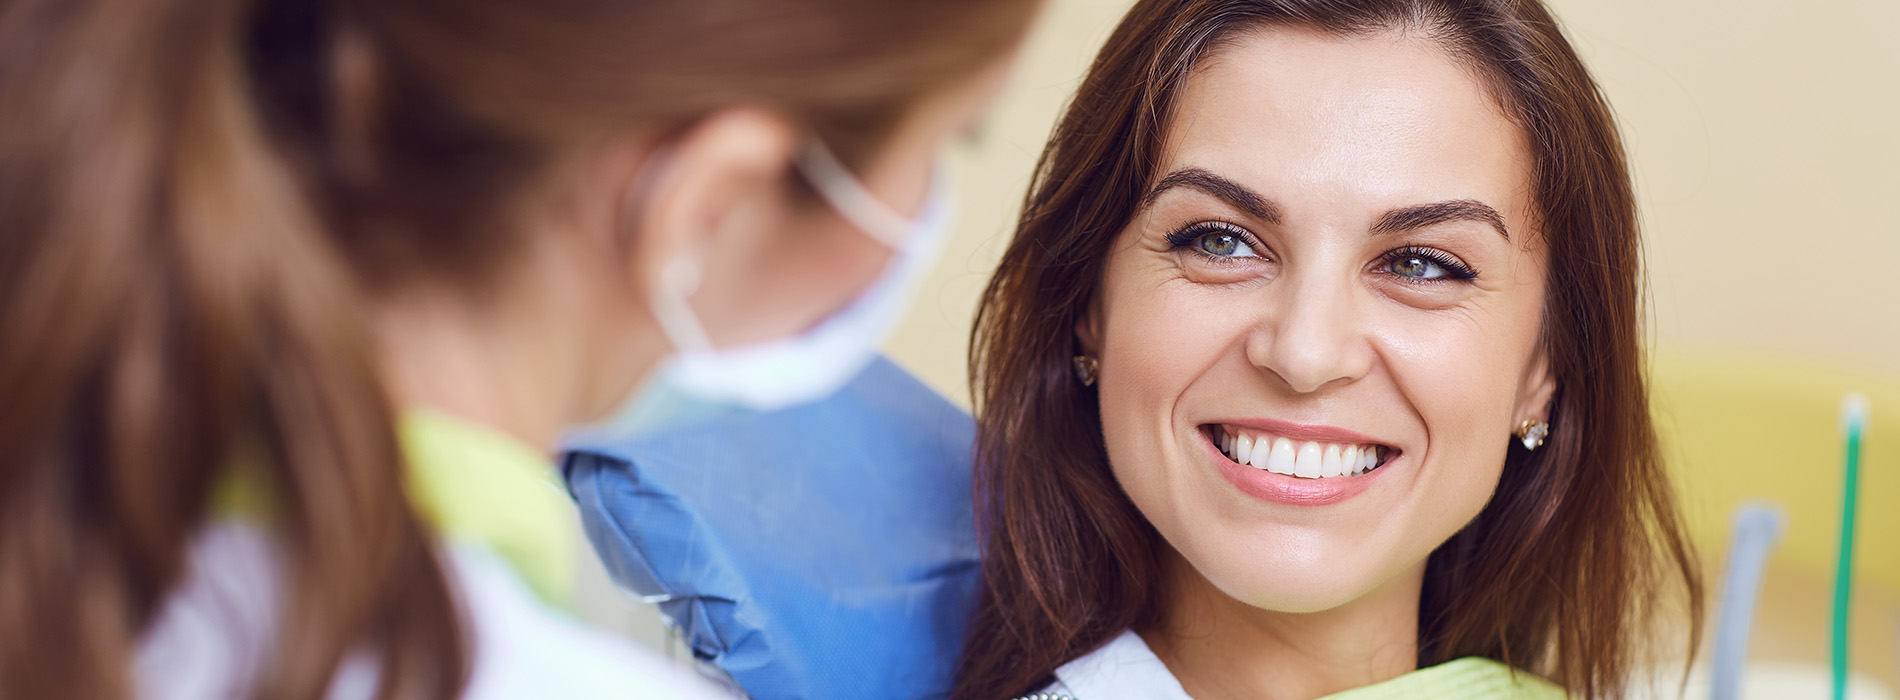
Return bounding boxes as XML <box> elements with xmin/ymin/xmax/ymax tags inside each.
<box><xmin>1186</xmin><ymin>551</ymin><xmax>1393</xmax><ymax>616</ymax></box>
<box><xmin>1169</xmin><ymin>516</ymin><xmax>1436</xmax><ymax>616</ymax></box>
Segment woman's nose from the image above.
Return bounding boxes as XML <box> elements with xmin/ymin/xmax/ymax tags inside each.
<box><xmin>1245</xmin><ymin>268</ymin><xmax>1373</xmax><ymax>394</ymax></box>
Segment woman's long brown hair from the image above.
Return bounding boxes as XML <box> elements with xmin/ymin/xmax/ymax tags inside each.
<box><xmin>955</xmin><ymin>1</ymin><xmax>1703</xmax><ymax>698</ymax></box>
<box><xmin>0</xmin><ymin>0</ymin><xmax>1035</xmax><ymax>697</ymax></box>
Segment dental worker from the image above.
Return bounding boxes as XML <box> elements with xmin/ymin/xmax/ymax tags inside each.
<box><xmin>0</xmin><ymin>0</ymin><xmax>1038</xmax><ymax>697</ymax></box>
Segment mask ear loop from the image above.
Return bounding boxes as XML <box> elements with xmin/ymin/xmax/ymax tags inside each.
<box><xmin>795</xmin><ymin>138</ymin><xmax>916</xmax><ymax>249</ymax></box>
<box><xmin>649</xmin><ymin>255</ymin><xmax>715</xmax><ymax>355</ymax></box>
<box><xmin>616</xmin><ymin>140</ymin><xmax>720</xmax><ymax>357</ymax></box>
<box><xmin>652</xmin><ymin>138</ymin><xmax>935</xmax><ymax>357</ymax></box>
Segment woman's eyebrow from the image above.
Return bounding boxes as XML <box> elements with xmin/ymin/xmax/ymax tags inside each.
<box><xmin>1371</xmin><ymin>200</ymin><xmax>1510</xmax><ymax>241</ymax></box>
<box><xmin>1145</xmin><ymin>168</ymin><xmax>1509</xmax><ymax>241</ymax></box>
<box><xmin>1142</xmin><ymin>167</ymin><xmax>1282</xmax><ymax>223</ymax></box>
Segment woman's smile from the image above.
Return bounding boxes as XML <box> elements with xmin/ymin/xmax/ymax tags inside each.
<box><xmin>1198</xmin><ymin>420</ymin><xmax>1399</xmax><ymax>506</ymax></box>
<box><xmin>1207</xmin><ymin>422</ymin><xmax>1395</xmax><ymax>479</ymax></box>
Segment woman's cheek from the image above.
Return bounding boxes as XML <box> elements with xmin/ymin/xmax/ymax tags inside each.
<box><xmin>1381</xmin><ymin>314</ymin><xmax>1519</xmax><ymax>492</ymax></box>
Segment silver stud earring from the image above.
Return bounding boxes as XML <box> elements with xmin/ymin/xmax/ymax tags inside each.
<box><xmin>1072</xmin><ymin>355</ymin><xmax>1099</xmax><ymax>387</ymax></box>
<box><xmin>1515</xmin><ymin>419</ymin><xmax>1550</xmax><ymax>451</ymax></box>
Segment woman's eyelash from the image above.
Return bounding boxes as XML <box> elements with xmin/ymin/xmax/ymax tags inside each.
<box><xmin>1164</xmin><ymin>221</ymin><xmax>1262</xmax><ymax>258</ymax></box>
<box><xmin>1379</xmin><ymin>246</ymin><xmax>1479</xmax><ymax>281</ymax></box>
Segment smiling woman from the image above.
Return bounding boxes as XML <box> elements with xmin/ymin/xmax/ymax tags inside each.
<box><xmin>953</xmin><ymin>1</ymin><xmax>1703</xmax><ymax>699</ymax></box>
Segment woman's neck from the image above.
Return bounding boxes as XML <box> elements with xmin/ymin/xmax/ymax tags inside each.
<box><xmin>1143</xmin><ymin>549</ymin><xmax>1426</xmax><ymax>700</ymax></box>
<box><xmin>375</xmin><ymin>289</ymin><xmax>573</xmax><ymax>451</ymax></box>
<box><xmin>373</xmin><ymin>260</ymin><xmax>667</xmax><ymax>453</ymax></box>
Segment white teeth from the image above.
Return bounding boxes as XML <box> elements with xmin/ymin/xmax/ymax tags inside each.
<box><xmin>1267</xmin><ymin>438</ymin><xmax>1296</xmax><ymax>475</ymax></box>
<box><xmin>1294</xmin><ymin>442</ymin><xmax>1322</xmax><ymax>478</ymax></box>
<box><xmin>1214</xmin><ymin>427</ymin><xmax>1390</xmax><ymax>479</ymax></box>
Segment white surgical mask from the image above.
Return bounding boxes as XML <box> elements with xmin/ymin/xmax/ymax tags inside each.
<box><xmin>578</xmin><ymin>139</ymin><xmax>952</xmax><ymax>441</ymax></box>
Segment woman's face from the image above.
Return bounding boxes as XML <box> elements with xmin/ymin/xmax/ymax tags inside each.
<box><xmin>1088</xmin><ymin>27</ymin><xmax>1555</xmax><ymax>614</ymax></box>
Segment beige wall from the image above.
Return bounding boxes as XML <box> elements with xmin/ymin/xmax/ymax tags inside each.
<box><xmin>883</xmin><ymin>0</ymin><xmax>1900</xmax><ymax>403</ymax></box>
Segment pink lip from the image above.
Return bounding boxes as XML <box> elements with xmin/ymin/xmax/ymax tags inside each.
<box><xmin>1199</xmin><ymin>425</ymin><xmax>1388</xmax><ymax>506</ymax></box>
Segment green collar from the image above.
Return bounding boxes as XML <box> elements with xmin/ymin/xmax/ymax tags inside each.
<box><xmin>1321</xmin><ymin>657</ymin><xmax>1568</xmax><ymax>699</ymax></box>
<box><xmin>400</xmin><ymin>410</ymin><xmax>576</xmax><ymax>606</ymax></box>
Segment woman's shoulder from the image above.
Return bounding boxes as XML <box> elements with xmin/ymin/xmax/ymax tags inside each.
<box><xmin>1025</xmin><ymin>629</ymin><xmax>1566</xmax><ymax>700</ymax></box>
<box><xmin>136</xmin><ymin>524</ymin><xmax>285</xmax><ymax>698</ymax></box>
<box><xmin>136</xmin><ymin>522</ymin><xmax>732</xmax><ymax>700</ymax></box>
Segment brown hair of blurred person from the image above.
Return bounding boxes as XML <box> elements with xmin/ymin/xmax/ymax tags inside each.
<box><xmin>0</xmin><ymin>0</ymin><xmax>1035</xmax><ymax>697</ymax></box>
<box><xmin>954</xmin><ymin>1</ymin><xmax>1702</xmax><ymax>698</ymax></box>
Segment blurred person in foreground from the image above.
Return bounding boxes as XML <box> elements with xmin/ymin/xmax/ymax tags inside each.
<box><xmin>0</xmin><ymin>0</ymin><xmax>1037</xmax><ymax>697</ymax></box>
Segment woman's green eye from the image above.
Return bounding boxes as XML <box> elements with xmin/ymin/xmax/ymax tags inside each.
<box><xmin>1389</xmin><ymin>255</ymin><xmax>1442</xmax><ymax>279</ymax></box>
<box><xmin>1197</xmin><ymin>231</ymin><xmax>1254</xmax><ymax>258</ymax></box>
<box><xmin>1379</xmin><ymin>246</ymin><xmax>1478</xmax><ymax>281</ymax></box>
<box><xmin>1165</xmin><ymin>222</ymin><xmax>1262</xmax><ymax>261</ymax></box>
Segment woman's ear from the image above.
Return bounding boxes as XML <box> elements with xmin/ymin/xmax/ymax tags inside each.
<box><xmin>614</xmin><ymin>109</ymin><xmax>799</xmax><ymax>296</ymax></box>
<box><xmin>1514</xmin><ymin>346</ymin><xmax>1558</xmax><ymax>426</ymax></box>
<box><xmin>1073</xmin><ymin>299</ymin><xmax>1103</xmax><ymax>356</ymax></box>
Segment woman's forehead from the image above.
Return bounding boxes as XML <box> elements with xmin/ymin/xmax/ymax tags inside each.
<box><xmin>1163</xmin><ymin>26</ymin><xmax>1532</xmax><ymax>223</ymax></box>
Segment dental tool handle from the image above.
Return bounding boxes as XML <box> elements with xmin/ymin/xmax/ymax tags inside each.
<box><xmin>1832</xmin><ymin>393</ymin><xmax>1869</xmax><ymax>700</ymax></box>
<box><xmin>1711</xmin><ymin>504</ymin><xmax>1785</xmax><ymax>700</ymax></box>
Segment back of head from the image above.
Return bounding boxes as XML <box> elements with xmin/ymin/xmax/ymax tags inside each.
<box><xmin>0</xmin><ymin>0</ymin><xmax>1034</xmax><ymax>697</ymax></box>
